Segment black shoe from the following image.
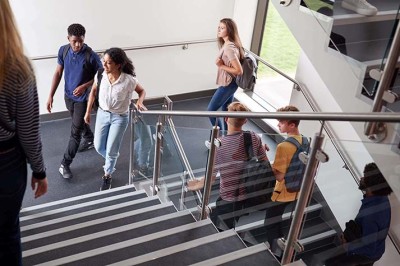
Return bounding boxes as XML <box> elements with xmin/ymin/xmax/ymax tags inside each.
<box><xmin>100</xmin><ymin>175</ymin><xmax>112</xmax><ymax>191</ymax></box>
<box><xmin>138</xmin><ymin>166</ymin><xmax>152</xmax><ymax>178</ymax></box>
<box><xmin>78</xmin><ymin>140</ymin><xmax>94</xmax><ymax>152</ymax></box>
<box><xmin>59</xmin><ymin>164</ymin><xmax>73</xmax><ymax>179</ymax></box>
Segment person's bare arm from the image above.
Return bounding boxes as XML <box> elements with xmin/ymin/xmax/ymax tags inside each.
<box><xmin>47</xmin><ymin>65</ymin><xmax>63</xmax><ymax>113</ymax></box>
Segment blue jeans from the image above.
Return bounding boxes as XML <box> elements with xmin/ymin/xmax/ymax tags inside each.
<box><xmin>134</xmin><ymin>118</ymin><xmax>153</xmax><ymax>167</ymax></box>
<box><xmin>0</xmin><ymin>142</ymin><xmax>27</xmax><ymax>266</ymax></box>
<box><xmin>207</xmin><ymin>80</ymin><xmax>238</xmax><ymax>131</ymax></box>
<box><xmin>94</xmin><ymin>108</ymin><xmax>129</xmax><ymax>175</ymax></box>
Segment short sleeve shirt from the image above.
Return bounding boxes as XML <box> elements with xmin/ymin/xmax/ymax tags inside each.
<box><xmin>216</xmin><ymin>44</ymin><xmax>240</xmax><ymax>86</ymax></box>
<box><xmin>213</xmin><ymin>131</ymin><xmax>267</xmax><ymax>202</ymax></box>
<box><xmin>96</xmin><ymin>73</ymin><xmax>138</xmax><ymax>114</ymax></box>
<box><xmin>58</xmin><ymin>44</ymin><xmax>102</xmax><ymax>102</ymax></box>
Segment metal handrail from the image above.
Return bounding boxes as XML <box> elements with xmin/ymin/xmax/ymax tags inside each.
<box><xmin>244</xmin><ymin>48</ymin><xmax>367</xmax><ymax>180</ymax></box>
<box><xmin>143</xmin><ymin>110</ymin><xmax>400</xmax><ymax>123</ymax></box>
<box><xmin>244</xmin><ymin>48</ymin><xmax>299</xmax><ymax>85</ymax></box>
<box><xmin>30</xmin><ymin>39</ymin><xmax>217</xmax><ymax>61</ymax></box>
<box><xmin>365</xmin><ymin>21</ymin><xmax>400</xmax><ymax>138</ymax></box>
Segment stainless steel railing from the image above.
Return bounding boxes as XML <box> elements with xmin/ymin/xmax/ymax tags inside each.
<box><xmin>30</xmin><ymin>39</ymin><xmax>217</xmax><ymax>61</ymax></box>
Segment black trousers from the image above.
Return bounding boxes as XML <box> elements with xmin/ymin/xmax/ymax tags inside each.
<box><xmin>264</xmin><ymin>200</ymin><xmax>295</xmax><ymax>248</ymax></box>
<box><xmin>62</xmin><ymin>96</ymin><xmax>94</xmax><ymax>166</ymax></box>
<box><xmin>0</xmin><ymin>141</ymin><xmax>27</xmax><ymax>266</ymax></box>
<box><xmin>211</xmin><ymin>197</ymin><xmax>245</xmax><ymax>230</ymax></box>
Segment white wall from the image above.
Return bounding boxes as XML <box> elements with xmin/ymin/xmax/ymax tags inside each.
<box><xmin>10</xmin><ymin>0</ymin><xmax>244</xmax><ymax>114</ymax></box>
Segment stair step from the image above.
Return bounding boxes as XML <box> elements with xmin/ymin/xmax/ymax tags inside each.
<box><xmin>108</xmin><ymin>230</ymin><xmax>244</xmax><ymax>266</ymax></box>
<box><xmin>235</xmin><ymin>203</ymin><xmax>323</xmax><ymax>233</ymax></box>
<box><xmin>20</xmin><ymin>185</ymin><xmax>140</xmax><ymax>217</ymax></box>
<box><xmin>22</xmin><ymin>210</ymin><xmax>197</xmax><ymax>265</ymax></box>
<box><xmin>22</xmin><ymin>202</ymin><xmax>178</xmax><ymax>249</ymax></box>
<box><xmin>20</xmin><ymin>189</ymin><xmax>150</xmax><ymax>226</ymax></box>
<box><xmin>189</xmin><ymin>243</ymin><xmax>280</xmax><ymax>266</ymax></box>
<box><xmin>21</xmin><ymin>195</ymin><xmax>164</xmax><ymax>236</ymax></box>
<box><xmin>29</xmin><ymin>219</ymin><xmax>217</xmax><ymax>266</ymax></box>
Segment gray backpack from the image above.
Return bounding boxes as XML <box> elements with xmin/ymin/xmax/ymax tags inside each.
<box><xmin>236</xmin><ymin>50</ymin><xmax>257</xmax><ymax>91</ymax></box>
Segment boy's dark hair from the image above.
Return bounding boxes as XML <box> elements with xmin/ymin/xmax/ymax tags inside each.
<box><xmin>277</xmin><ymin>105</ymin><xmax>300</xmax><ymax>127</ymax></box>
<box><xmin>360</xmin><ymin>162</ymin><xmax>392</xmax><ymax>196</ymax></box>
<box><xmin>68</xmin><ymin>23</ymin><xmax>86</xmax><ymax>37</ymax></box>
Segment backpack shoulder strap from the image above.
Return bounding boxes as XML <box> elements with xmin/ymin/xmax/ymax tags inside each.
<box><xmin>97</xmin><ymin>69</ymin><xmax>104</xmax><ymax>85</ymax></box>
<box><xmin>284</xmin><ymin>136</ymin><xmax>301</xmax><ymax>149</ymax></box>
<box><xmin>62</xmin><ymin>45</ymin><xmax>70</xmax><ymax>61</ymax></box>
<box><xmin>243</xmin><ymin>131</ymin><xmax>254</xmax><ymax>160</ymax></box>
<box><xmin>85</xmin><ymin>46</ymin><xmax>92</xmax><ymax>66</ymax></box>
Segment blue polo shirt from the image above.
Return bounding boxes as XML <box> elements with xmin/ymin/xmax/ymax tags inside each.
<box><xmin>348</xmin><ymin>195</ymin><xmax>391</xmax><ymax>260</ymax></box>
<box><xmin>57</xmin><ymin>44</ymin><xmax>102</xmax><ymax>102</ymax></box>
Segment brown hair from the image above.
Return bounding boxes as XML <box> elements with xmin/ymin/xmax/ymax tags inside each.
<box><xmin>227</xmin><ymin>101</ymin><xmax>249</xmax><ymax>127</ymax></box>
<box><xmin>218</xmin><ymin>18</ymin><xmax>244</xmax><ymax>60</ymax></box>
<box><xmin>277</xmin><ymin>105</ymin><xmax>300</xmax><ymax>127</ymax></box>
<box><xmin>0</xmin><ymin>0</ymin><xmax>31</xmax><ymax>88</ymax></box>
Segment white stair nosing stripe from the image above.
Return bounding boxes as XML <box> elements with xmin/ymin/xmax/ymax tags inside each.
<box><xmin>21</xmin><ymin>201</ymin><xmax>174</xmax><ymax>242</ymax></box>
<box><xmin>108</xmin><ymin>229</ymin><xmax>237</xmax><ymax>266</ymax></box>
<box><xmin>34</xmin><ymin>219</ymin><xmax>213</xmax><ymax>266</ymax></box>
<box><xmin>299</xmin><ymin>229</ymin><xmax>336</xmax><ymax>245</ymax></box>
<box><xmin>20</xmin><ymin>186</ymin><xmax>141</xmax><ymax>213</ymax></box>
<box><xmin>20</xmin><ymin>191</ymin><xmax>150</xmax><ymax>222</ymax></box>
<box><xmin>23</xmin><ymin>210</ymin><xmax>191</xmax><ymax>257</ymax></box>
<box><xmin>186</xmin><ymin>202</ymin><xmax>216</xmax><ymax>213</ymax></box>
<box><xmin>189</xmin><ymin>243</ymin><xmax>269</xmax><ymax>266</ymax></box>
<box><xmin>21</xmin><ymin>196</ymin><xmax>162</xmax><ymax>232</ymax></box>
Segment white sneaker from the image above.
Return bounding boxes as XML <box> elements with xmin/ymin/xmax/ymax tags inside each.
<box><xmin>341</xmin><ymin>0</ymin><xmax>378</xmax><ymax>16</ymax></box>
<box><xmin>205</xmin><ymin>140</ymin><xmax>211</xmax><ymax>149</ymax></box>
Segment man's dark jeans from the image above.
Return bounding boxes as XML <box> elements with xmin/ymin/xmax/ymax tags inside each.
<box><xmin>0</xmin><ymin>144</ymin><xmax>27</xmax><ymax>266</ymax></box>
<box><xmin>62</xmin><ymin>96</ymin><xmax>94</xmax><ymax>166</ymax></box>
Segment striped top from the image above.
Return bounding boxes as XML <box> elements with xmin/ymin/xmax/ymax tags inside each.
<box><xmin>213</xmin><ymin>131</ymin><xmax>267</xmax><ymax>201</ymax></box>
<box><xmin>0</xmin><ymin>59</ymin><xmax>46</xmax><ymax>179</ymax></box>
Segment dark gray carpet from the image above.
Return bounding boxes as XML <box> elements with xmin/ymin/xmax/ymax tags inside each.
<box><xmin>23</xmin><ymin>96</ymin><xmax>277</xmax><ymax>207</ymax></box>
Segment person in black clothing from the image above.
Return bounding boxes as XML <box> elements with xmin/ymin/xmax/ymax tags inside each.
<box><xmin>323</xmin><ymin>162</ymin><xmax>392</xmax><ymax>266</ymax></box>
<box><xmin>0</xmin><ymin>1</ymin><xmax>48</xmax><ymax>264</ymax></box>
<box><xmin>47</xmin><ymin>23</ymin><xmax>102</xmax><ymax>179</ymax></box>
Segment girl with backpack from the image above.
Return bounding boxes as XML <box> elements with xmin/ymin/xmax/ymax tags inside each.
<box><xmin>206</xmin><ymin>18</ymin><xmax>244</xmax><ymax>147</ymax></box>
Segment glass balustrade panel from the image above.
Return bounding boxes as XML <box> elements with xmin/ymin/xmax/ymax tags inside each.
<box><xmin>292</xmin><ymin>126</ymin><xmax>399</xmax><ymax>265</ymax></box>
<box><xmin>301</xmin><ymin>0</ymin><xmax>400</xmax><ymax>100</ymax></box>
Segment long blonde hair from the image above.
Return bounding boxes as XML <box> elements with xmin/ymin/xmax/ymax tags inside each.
<box><xmin>0</xmin><ymin>0</ymin><xmax>31</xmax><ymax>88</ymax></box>
<box><xmin>217</xmin><ymin>18</ymin><xmax>244</xmax><ymax>60</ymax></box>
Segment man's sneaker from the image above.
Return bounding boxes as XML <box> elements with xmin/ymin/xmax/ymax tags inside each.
<box><xmin>100</xmin><ymin>175</ymin><xmax>112</xmax><ymax>191</ymax></box>
<box><xmin>78</xmin><ymin>140</ymin><xmax>94</xmax><ymax>152</ymax></box>
<box><xmin>341</xmin><ymin>0</ymin><xmax>378</xmax><ymax>16</ymax></box>
<box><xmin>59</xmin><ymin>164</ymin><xmax>73</xmax><ymax>179</ymax></box>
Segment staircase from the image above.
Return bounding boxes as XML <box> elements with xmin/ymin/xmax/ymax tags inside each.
<box><xmin>20</xmin><ymin>185</ymin><xmax>279</xmax><ymax>265</ymax></box>
<box><xmin>156</xmin><ymin>165</ymin><xmax>339</xmax><ymax>265</ymax></box>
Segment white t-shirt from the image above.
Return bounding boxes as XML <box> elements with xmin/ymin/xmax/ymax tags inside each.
<box><xmin>96</xmin><ymin>72</ymin><xmax>138</xmax><ymax>114</ymax></box>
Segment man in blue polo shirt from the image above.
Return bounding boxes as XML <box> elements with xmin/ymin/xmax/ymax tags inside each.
<box><xmin>47</xmin><ymin>23</ymin><xmax>102</xmax><ymax>179</ymax></box>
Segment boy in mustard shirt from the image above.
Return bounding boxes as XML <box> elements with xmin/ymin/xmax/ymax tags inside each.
<box><xmin>265</xmin><ymin>105</ymin><xmax>304</xmax><ymax>259</ymax></box>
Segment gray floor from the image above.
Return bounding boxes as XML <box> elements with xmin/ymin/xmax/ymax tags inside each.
<box><xmin>23</xmin><ymin>96</ymin><xmax>278</xmax><ymax>208</ymax></box>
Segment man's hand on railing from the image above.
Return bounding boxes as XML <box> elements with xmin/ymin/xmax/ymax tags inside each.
<box><xmin>187</xmin><ymin>178</ymin><xmax>205</xmax><ymax>191</ymax></box>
